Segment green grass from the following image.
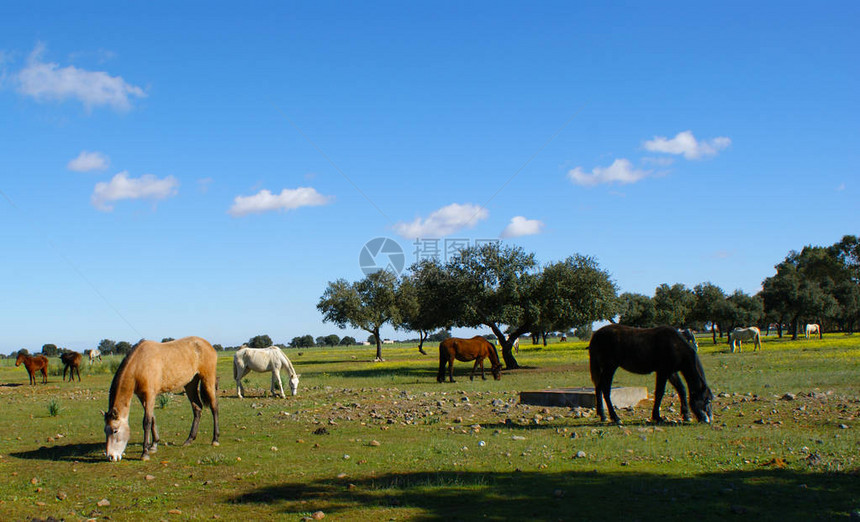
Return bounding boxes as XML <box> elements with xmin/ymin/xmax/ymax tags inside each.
<box><xmin>0</xmin><ymin>334</ymin><xmax>857</xmax><ymax>520</ymax></box>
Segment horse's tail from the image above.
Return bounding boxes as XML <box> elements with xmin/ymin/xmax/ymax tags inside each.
<box><xmin>588</xmin><ymin>337</ymin><xmax>601</xmax><ymax>387</ymax></box>
<box><xmin>199</xmin><ymin>377</ymin><xmax>215</xmax><ymax>407</ymax></box>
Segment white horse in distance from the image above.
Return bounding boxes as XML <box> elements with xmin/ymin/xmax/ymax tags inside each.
<box><xmin>233</xmin><ymin>345</ymin><xmax>300</xmax><ymax>398</ymax></box>
<box><xmin>728</xmin><ymin>326</ymin><xmax>761</xmax><ymax>353</ymax></box>
<box><xmin>805</xmin><ymin>323</ymin><xmax>820</xmax><ymax>338</ymax></box>
<box><xmin>88</xmin><ymin>349</ymin><xmax>102</xmax><ymax>363</ymax></box>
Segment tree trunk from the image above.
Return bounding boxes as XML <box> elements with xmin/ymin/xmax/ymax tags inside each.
<box><xmin>373</xmin><ymin>327</ymin><xmax>384</xmax><ymax>361</ymax></box>
<box><xmin>711</xmin><ymin>322</ymin><xmax>717</xmax><ymax>345</ymax></box>
<box><xmin>417</xmin><ymin>329</ymin><xmax>428</xmax><ymax>355</ymax></box>
<box><xmin>791</xmin><ymin>316</ymin><xmax>799</xmax><ymax>340</ymax></box>
<box><xmin>541</xmin><ymin>332</ymin><xmax>548</xmax><ymax>346</ymax></box>
<box><xmin>488</xmin><ymin>323</ymin><xmax>522</xmax><ymax>369</ymax></box>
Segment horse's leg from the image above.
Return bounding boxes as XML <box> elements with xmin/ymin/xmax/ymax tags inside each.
<box><xmin>651</xmin><ymin>373</ymin><xmax>670</xmax><ymax>423</ymax></box>
<box><xmin>63</xmin><ymin>365</ymin><xmax>68</xmax><ymax>382</ymax></box>
<box><xmin>236</xmin><ymin>366</ymin><xmax>249</xmax><ymax>398</ymax></box>
<box><xmin>41</xmin><ymin>367</ymin><xmax>47</xmax><ymax>384</ymax></box>
<box><xmin>273</xmin><ymin>369</ymin><xmax>285</xmax><ymax>398</ymax></box>
<box><xmin>201</xmin><ymin>376</ymin><xmax>220</xmax><ymax>446</ymax></box>
<box><xmin>668</xmin><ymin>373</ymin><xmax>690</xmax><ymax>421</ymax></box>
<box><xmin>182</xmin><ymin>377</ymin><xmax>204</xmax><ymax>446</ymax></box>
<box><xmin>76</xmin><ymin>366</ymin><xmax>81</xmax><ymax>381</ymax></box>
<box><xmin>141</xmin><ymin>395</ymin><xmax>157</xmax><ymax>460</ymax></box>
<box><xmin>448</xmin><ymin>356</ymin><xmax>456</xmax><ymax>383</ymax></box>
<box><xmin>597</xmin><ymin>366</ymin><xmax>618</xmax><ymax>423</ymax></box>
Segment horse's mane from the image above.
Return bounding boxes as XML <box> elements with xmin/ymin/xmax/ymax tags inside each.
<box><xmin>108</xmin><ymin>343</ymin><xmax>141</xmax><ymax>410</ymax></box>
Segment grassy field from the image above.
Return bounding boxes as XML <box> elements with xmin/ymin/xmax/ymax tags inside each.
<box><xmin>0</xmin><ymin>334</ymin><xmax>857</xmax><ymax>521</ymax></box>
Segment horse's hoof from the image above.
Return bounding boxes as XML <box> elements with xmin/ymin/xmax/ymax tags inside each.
<box><xmin>212</xmin><ymin>441</ymin><xmax>220</xmax><ymax>447</ymax></box>
<box><xmin>141</xmin><ymin>453</ymin><xmax>150</xmax><ymax>461</ymax></box>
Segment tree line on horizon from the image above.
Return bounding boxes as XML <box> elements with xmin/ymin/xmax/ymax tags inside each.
<box><xmin>318</xmin><ymin>235</ymin><xmax>859</xmax><ymax>365</ymax></box>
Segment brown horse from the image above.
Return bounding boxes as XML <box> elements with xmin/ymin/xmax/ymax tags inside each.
<box><xmin>103</xmin><ymin>337</ymin><xmax>220</xmax><ymax>461</ymax></box>
<box><xmin>15</xmin><ymin>353</ymin><xmax>49</xmax><ymax>385</ymax></box>
<box><xmin>437</xmin><ymin>336</ymin><xmax>502</xmax><ymax>383</ymax></box>
<box><xmin>61</xmin><ymin>351</ymin><xmax>83</xmax><ymax>382</ymax></box>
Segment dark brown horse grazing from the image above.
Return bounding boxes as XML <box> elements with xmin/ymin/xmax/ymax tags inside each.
<box><xmin>61</xmin><ymin>351</ymin><xmax>83</xmax><ymax>382</ymax></box>
<box><xmin>437</xmin><ymin>336</ymin><xmax>502</xmax><ymax>383</ymax></box>
<box><xmin>15</xmin><ymin>353</ymin><xmax>49</xmax><ymax>385</ymax></box>
<box><xmin>588</xmin><ymin>324</ymin><xmax>713</xmax><ymax>424</ymax></box>
<box><xmin>103</xmin><ymin>336</ymin><xmax>220</xmax><ymax>461</ymax></box>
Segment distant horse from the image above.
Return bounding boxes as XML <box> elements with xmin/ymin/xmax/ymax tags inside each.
<box><xmin>437</xmin><ymin>336</ymin><xmax>502</xmax><ymax>383</ymax></box>
<box><xmin>559</xmin><ymin>335</ymin><xmax>568</xmax><ymax>342</ymax></box>
<box><xmin>103</xmin><ymin>337</ymin><xmax>219</xmax><ymax>462</ymax></box>
<box><xmin>728</xmin><ymin>326</ymin><xmax>761</xmax><ymax>352</ymax></box>
<box><xmin>15</xmin><ymin>353</ymin><xmax>49</xmax><ymax>385</ymax></box>
<box><xmin>588</xmin><ymin>324</ymin><xmax>713</xmax><ymax>424</ymax></box>
<box><xmin>805</xmin><ymin>323</ymin><xmax>820</xmax><ymax>339</ymax></box>
<box><xmin>61</xmin><ymin>351</ymin><xmax>83</xmax><ymax>382</ymax></box>
<box><xmin>679</xmin><ymin>328</ymin><xmax>698</xmax><ymax>351</ymax></box>
<box><xmin>513</xmin><ymin>337</ymin><xmax>520</xmax><ymax>354</ymax></box>
<box><xmin>233</xmin><ymin>345</ymin><xmax>300</xmax><ymax>398</ymax></box>
<box><xmin>88</xmin><ymin>349</ymin><xmax>102</xmax><ymax>363</ymax></box>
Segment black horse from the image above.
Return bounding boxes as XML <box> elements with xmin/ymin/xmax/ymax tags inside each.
<box><xmin>588</xmin><ymin>324</ymin><xmax>713</xmax><ymax>424</ymax></box>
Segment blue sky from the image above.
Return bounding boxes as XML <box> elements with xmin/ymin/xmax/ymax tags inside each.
<box><xmin>1</xmin><ymin>2</ymin><xmax>857</xmax><ymax>353</ymax></box>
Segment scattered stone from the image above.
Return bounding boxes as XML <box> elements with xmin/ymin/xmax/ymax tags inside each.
<box><xmin>839</xmin><ymin>424</ymin><xmax>849</xmax><ymax>429</ymax></box>
<box><xmin>312</xmin><ymin>510</ymin><xmax>325</xmax><ymax>519</ymax></box>
<box><xmin>56</xmin><ymin>491</ymin><xmax>67</xmax><ymax>501</ymax></box>
<box><xmin>145</xmin><ymin>474</ymin><xmax>156</xmax><ymax>481</ymax></box>
<box><xmin>97</xmin><ymin>498</ymin><xmax>110</xmax><ymax>507</ymax></box>
<box><xmin>343</xmin><ymin>454</ymin><xmax>350</xmax><ymax>460</ymax></box>
<box><xmin>168</xmin><ymin>509</ymin><xmax>182</xmax><ymax>515</ymax></box>
<box><xmin>511</xmin><ymin>435</ymin><xmax>526</xmax><ymax>441</ymax></box>
<box><xmin>369</xmin><ymin>440</ymin><xmax>381</xmax><ymax>447</ymax></box>
<box><xmin>313</xmin><ymin>427</ymin><xmax>329</xmax><ymax>435</ymax></box>
<box><xmin>575</xmin><ymin>451</ymin><xmax>587</xmax><ymax>459</ymax></box>
<box><xmin>781</xmin><ymin>393</ymin><xmax>796</xmax><ymax>401</ymax></box>
<box><xmin>271</xmin><ymin>446</ymin><xmax>278</xmax><ymax>452</ymax></box>
<box><xmin>30</xmin><ymin>477</ymin><xmax>38</xmax><ymax>485</ymax></box>
<box><xmin>337</xmin><ymin>473</ymin><xmax>347</xmax><ymax>479</ymax></box>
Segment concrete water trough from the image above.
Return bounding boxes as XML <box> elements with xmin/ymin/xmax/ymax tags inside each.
<box><xmin>519</xmin><ymin>386</ymin><xmax>649</xmax><ymax>409</ymax></box>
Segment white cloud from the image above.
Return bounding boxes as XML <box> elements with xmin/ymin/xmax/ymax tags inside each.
<box><xmin>641</xmin><ymin>156</ymin><xmax>675</xmax><ymax>167</ymax></box>
<box><xmin>568</xmin><ymin>159</ymin><xmax>649</xmax><ymax>187</ymax></box>
<box><xmin>16</xmin><ymin>44</ymin><xmax>146</xmax><ymax>111</ymax></box>
<box><xmin>228</xmin><ymin>187</ymin><xmax>333</xmax><ymax>217</ymax></box>
<box><xmin>393</xmin><ymin>203</ymin><xmax>488</xmax><ymax>238</ymax></box>
<box><xmin>91</xmin><ymin>171</ymin><xmax>179</xmax><ymax>211</ymax></box>
<box><xmin>500</xmin><ymin>216</ymin><xmax>544</xmax><ymax>238</ymax></box>
<box><xmin>67</xmin><ymin>150</ymin><xmax>109</xmax><ymax>172</ymax></box>
<box><xmin>643</xmin><ymin>130</ymin><xmax>731</xmax><ymax>160</ymax></box>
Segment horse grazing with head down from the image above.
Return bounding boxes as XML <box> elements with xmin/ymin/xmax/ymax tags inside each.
<box><xmin>88</xmin><ymin>349</ymin><xmax>102</xmax><ymax>363</ymax></box>
<box><xmin>588</xmin><ymin>324</ymin><xmax>713</xmax><ymax>424</ymax></box>
<box><xmin>103</xmin><ymin>337</ymin><xmax>220</xmax><ymax>462</ymax></box>
<box><xmin>233</xmin><ymin>345</ymin><xmax>300</xmax><ymax>398</ymax></box>
<box><xmin>805</xmin><ymin>323</ymin><xmax>820</xmax><ymax>339</ymax></box>
<box><xmin>437</xmin><ymin>336</ymin><xmax>502</xmax><ymax>383</ymax></box>
<box><xmin>16</xmin><ymin>353</ymin><xmax>49</xmax><ymax>385</ymax></box>
<box><xmin>728</xmin><ymin>326</ymin><xmax>761</xmax><ymax>352</ymax></box>
<box><xmin>61</xmin><ymin>351</ymin><xmax>83</xmax><ymax>382</ymax></box>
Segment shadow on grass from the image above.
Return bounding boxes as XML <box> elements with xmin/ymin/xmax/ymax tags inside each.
<box><xmin>10</xmin><ymin>442</ymin><xmax>105</xmax><ymax>463</ymax></box>
<box><xmin>230</xmin><ymin>468</ymin><xmax>858</xmax><ymax>521</ymax></box>
<box><xmin>0</xmin><ymin>383</ymin><xmax>24</xmax><ymax>387</ymax></box>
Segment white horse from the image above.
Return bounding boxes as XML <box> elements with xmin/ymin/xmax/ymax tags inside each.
<box><xmin>88</xmin><ymin>349</ymin><xmax>102</xmax><ymax>363</ymax></box>
<box><xmin>233</xmin><ymin>345</ymin><xmax>299</xmax><ymax>398</ymax></box>
<box><xmin>805</xmin><ymin>323</ymin><xmax>820</xmax><ymax>339</ymax></box>
<box><xmin>728</xmin><ymin>326</ymin><xmax>761</xmax><ymax>353</ymax></box>
<box><xmin>679</xmin><ymin>328</ymin><xmax>698</xmax><ymax>351</ymax></box>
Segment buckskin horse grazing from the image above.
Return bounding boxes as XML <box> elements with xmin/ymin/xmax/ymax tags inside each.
<box><xmin>61</xmin><ymin>351</ymin><xmax>83</xmax><ymax>382</ymax></box>
<box><xmin>103</xmin><ymin>337</ymin><xmax>220</xmax><ymax>462</ymax></box>
<box><xmin>16</xmin><ymin>353</ymin><xmax>49</xmax><ymax>385</ymax></box>
<box><xmin>437</xmin><ymin>336</ymin><xmax>502</xmax><ymax>383</ymax></box>
<box><xmin>588</xmin><ymin>324</ymin><xmax>713</xmax><ymax>424</ymax></box>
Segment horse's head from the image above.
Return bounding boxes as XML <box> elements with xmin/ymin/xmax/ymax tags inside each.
<box><xmin>289</xmin><ymin>374</ymin><xmax>300</xmax><ymax>396</ymax></box>
<box><xmin>15</xmin><ymin>353</ymin><xmax>23</xmax><ymax>366</ymax></box>
<box><xmin>491</xmin><ymin>364</ymin><xmax>502</xmax><ymax>381</ymax></box>
<box><xmin>690</xmin><ymin>387</ymin><xmax>714</xmax><ymax>424</ymax></box>
<box><xmin>103</xmin><ymin>407</ymin><xmax>131</xmax><ymax>461</ymax></box>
